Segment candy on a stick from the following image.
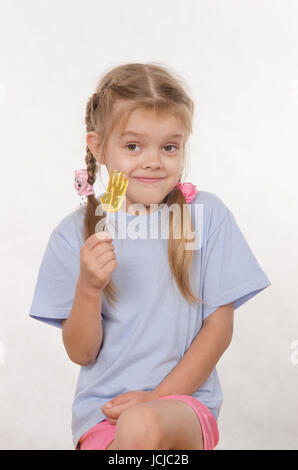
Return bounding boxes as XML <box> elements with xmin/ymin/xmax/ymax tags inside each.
<box><xmin>100</xmin><ymin>170</ymin><xmax>128</xmax><ymax>231</ymax></box>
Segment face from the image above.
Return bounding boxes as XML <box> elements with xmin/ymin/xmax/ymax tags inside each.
<box><xmin>86</xmin><ymin>106</ymin><xmax>185</xmax><ymax>215</ymax></box>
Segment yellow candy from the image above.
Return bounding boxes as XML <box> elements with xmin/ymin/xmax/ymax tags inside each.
<box><xmin>100</xmin><ymin>170</ymin><xmax>128</xmax><ymax>213</ymax></box>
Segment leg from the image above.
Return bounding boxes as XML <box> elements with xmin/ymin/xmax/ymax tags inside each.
<box><xmin>114</xmin><ymin>399</ymin><xmax>204</xmax><ymax>450</ymax></box>
<box><xmin>106</xmin><ymin>439</ymin><xmax>117</xmax><ymax>450</ymax></box>
<box><xmin>79</xmin><ymin>419</ymin><xmax>118</xmax><ymax>450</ymax></box>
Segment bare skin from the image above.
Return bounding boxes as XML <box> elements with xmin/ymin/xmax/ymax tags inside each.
<box><xmin>62</xmin><ymin>232</ymin><xmax>117</xmax><ymax>366</ymax></box>
<box><xmin>104</xmin><ymin>399</ymin><xmax>204</xmax><ymax>450</ymax></box>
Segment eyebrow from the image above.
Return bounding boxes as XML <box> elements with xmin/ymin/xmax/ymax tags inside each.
<box><xmin>120</xmin><ymin>131</ymin><xmax>183</xmax><ymax>139</ymax></box>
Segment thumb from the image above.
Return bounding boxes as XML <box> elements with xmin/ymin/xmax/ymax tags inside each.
<box><xmin>96</xmin><ymin>231</ymin><xmax>112</xmax><ymax>240</ymax></box>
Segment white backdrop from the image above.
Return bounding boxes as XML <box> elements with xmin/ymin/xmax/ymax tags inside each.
<box><xmin>0</xmin><ymin>0</ymin><xmax>297</xmax><ymax>450</ymax></box>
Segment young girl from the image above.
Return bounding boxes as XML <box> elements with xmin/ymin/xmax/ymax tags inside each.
<box><xmin>29</xmin><ymin>62</ymin><xmax>271</xmax><ymax>451</ymax></box>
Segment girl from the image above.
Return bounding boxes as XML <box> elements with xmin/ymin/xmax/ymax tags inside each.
<box><xmin>29</xmin><ymin>62</ymin><xmax>271</xmax><ymax>450</ymax></box>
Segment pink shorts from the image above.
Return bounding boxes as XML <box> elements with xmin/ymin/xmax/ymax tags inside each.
<box><xmin>75</xmin><ymin>395</ymin><xmax>219</xmax><ymax>451</ymax></box>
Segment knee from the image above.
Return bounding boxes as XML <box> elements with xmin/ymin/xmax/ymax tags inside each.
<box><xmin>115</xmin><ymin>404</ymin><xmax>165</xmax><ymax>450</ymax></box>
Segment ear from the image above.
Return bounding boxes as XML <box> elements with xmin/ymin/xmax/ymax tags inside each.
<box><xmin>86</xmin><ymin>131</ymin><xmax>105</xmax><ymax>164</ymax></box>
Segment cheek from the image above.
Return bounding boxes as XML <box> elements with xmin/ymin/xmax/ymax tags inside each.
<box><xmin>106</xmin><ymin>152</ymin><xmax>133</xmax><ymax>175</ymax></box>
<box><xmin>123</xmin><ymin>165</ymin><xmax>137</xmax><ymax>180</ymax></box>
<box><xmin>166</xmin><ymin>161</ymin><xmax>182</xmax><ymax>177</ymax></box>
<box><xmin>121</xmin><ymin>159</ymin><xmax>141</xmax><ymax>177</ymax></box>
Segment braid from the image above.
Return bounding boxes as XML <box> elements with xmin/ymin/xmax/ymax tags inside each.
<box><xmin>85</xmin><ymin>147</ymin><xmax>98</xmax><ymax>185</ymax></box>
<box><xmin>91</xmin><ymin>92</ymin><xmax>100</xmax><ymax>112</ymax></box>
<box><xmin>83</xmin><ymin>140</ymin><xmax>119</xmax><ymax>308</ymax></box>
<box><xmin>87</xmin><ymin>92</ymin><xmax>100</xmax><ymax>130</ymax></box>
<box><xmin>101</xmin><ymin>77</ymin><xmax>114</xmax><ymax>94</ymax></box>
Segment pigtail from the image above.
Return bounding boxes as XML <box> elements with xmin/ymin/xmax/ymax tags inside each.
<box><xmin>166</xmin><ymin>186</ymin><xmax>201</xmax><ymax>306</ymax></box>
<box><xmin>84</xmin><ymin>99</ymin><xmax>119</xmax><ymax>308</ymax></box>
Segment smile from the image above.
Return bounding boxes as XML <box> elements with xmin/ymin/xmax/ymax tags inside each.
<box><xmin>133</xmin><ymin>177</ymin><xmax>165</xmax><ymax>183</ymax></box>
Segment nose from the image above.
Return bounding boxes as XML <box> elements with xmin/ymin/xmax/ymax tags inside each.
<box><xmin>141</xmin><ymin>153</ymin><xmax>163</xmax><ymax>170</ymax></box>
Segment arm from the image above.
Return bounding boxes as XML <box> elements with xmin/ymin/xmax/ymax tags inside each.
<box><xmin>61</xmin><ymin>276</ymin><xmax>103</xmax><ymax>367</ymax></box>
<box><xmin>151</xmin><ymin>302</ymin><xmax>234</xmax><ymax>398</ymax></box>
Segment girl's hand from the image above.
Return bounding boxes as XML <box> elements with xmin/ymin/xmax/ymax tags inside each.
<box><xmin>79</xmin><ymin>231</ymin><xmax>117</xmax><ymax>292</ymax></box>
<box><xmin>100</xmin><ymin>391</ymin><xmax>156</xmax><ymax>425</ymax></box>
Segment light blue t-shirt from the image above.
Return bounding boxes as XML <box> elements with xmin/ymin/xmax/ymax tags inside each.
<box><xmin>29</xmin><ymin>190</ymin><xmax>271</xmax><ymax>448</ymax></box>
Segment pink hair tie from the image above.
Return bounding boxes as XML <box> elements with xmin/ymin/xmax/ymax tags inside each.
<box><xmin>175</xmin><ymin>182</ymin><xmax>198</xmax><ymax>203</ymax></box>
<box><xmin>74</xmin><ymin>169</ymin><xmax>95</xmax><ymax>205</ymax></box>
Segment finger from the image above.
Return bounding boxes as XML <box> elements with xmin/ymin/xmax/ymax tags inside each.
<box><xmin>92</xmin><ymin>248</ymin><xmax>115</xmax><ymax>268</ymax></box>
<box><xmin>93</xmin><ymin>241</ymin><xmax>115</xmax><ymax>258</ymax></box>
<box><xmin>101</xmin><ymin>401</ymin><xmax>130</xmax><ymax>420</ymax></box>
<box><xmin>95</xmin><ymin>231</ymin><xmax>113</xmax><ymax>241</ymax></box>
<box><xmin>93</xmin><ymin>250</ymin><xmax>116</xmax><ymax>270</ymax></box>
<box><xmin>102</xmin><ymin>393</ymin><xmax>132</xmax><ymax>409</ymax></box>
<box><xmin>84</xmin><ymin>232</ymin><xmax>112</xmax><ymax>251</ymax></box>
<box><xmin>107</xmin><ymin>417</ymin><xmax>117</xmax><ymax>425</ymax></box>
<box><xmin>89</xmin><ymin>235</ymin><xmax>114</xmax><ymax>255</ymax></box>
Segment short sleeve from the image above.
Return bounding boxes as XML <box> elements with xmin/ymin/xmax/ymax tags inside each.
<box><xmin>201</xmin><ymin>208</ymin><xmax>271</xmax><ymax>320</ymax></box>
<box><xmin>29</xmin><ymin>229</ymin><xmax>80</xmax><ymax>329</ymax></box>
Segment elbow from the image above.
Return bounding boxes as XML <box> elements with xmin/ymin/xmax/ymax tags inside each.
<box><xmin>225</xmin><ymin>326</ymin><xmax>234</xmax><ymax>348</ymax></box>
<box><xmin>77</xmin><ymin>358</ymin><xmax>94</xmax><ymax>367</ymax></box>
<box><xmin>61</xmin><ymin>326</ymin><xmax>103</xmax><ymax>366</ymax></box>
<box><xmin>64</xmin><ymin>342</ymin><xmax>102</xmax><ymax>367</ymax></box>
<box><xmin>66</xmin><ymin>351</ymin><xmax>96</xmax><ymax>367</ymax></box>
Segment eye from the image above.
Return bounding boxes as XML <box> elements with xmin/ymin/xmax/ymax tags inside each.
<box><xmin>124</xmin><ymin>143</ymin><xmax>179</xmax><ymax>153</ymax></box>
<box><xmin>125</xmin><ymin>143</ymin><xmax>140</xmax><ymax>152</ymax></box>
<box><xmin>164</xmin><ymin>145</ymin><xmax>179</xmax><ymax>152</ymax></box>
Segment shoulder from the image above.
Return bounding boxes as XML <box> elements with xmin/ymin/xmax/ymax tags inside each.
<box><xmin>190</xmin><ymin>190</ymin><xmax>230</xmax><ymax>236</ymax></box>
<box><xmin>52</xmin><ymin>204</ymin><xmax>86</xmax><ymax>251</ymax></box>
<box><xmin>51</xmin><ymin>193</ymin><xmax>109</xmax><ymax>249</ymax></box>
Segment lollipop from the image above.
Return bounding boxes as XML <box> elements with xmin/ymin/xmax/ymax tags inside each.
<box><xmin>100</xmin><ymin>170</ymin><xmax>129</xmax><ymax>231</ymax></box>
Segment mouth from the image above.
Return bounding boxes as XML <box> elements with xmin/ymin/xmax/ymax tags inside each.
<box><xmin>133</xmin><ymin>177</ymin><xmax>165</xmax><ymax>183</ymax></box>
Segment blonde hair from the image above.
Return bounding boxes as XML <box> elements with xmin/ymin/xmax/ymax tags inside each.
<box><xmin>83</xmin><ymin>62</ymin><xmax>202</xmax><ymax>308</ymax></box>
